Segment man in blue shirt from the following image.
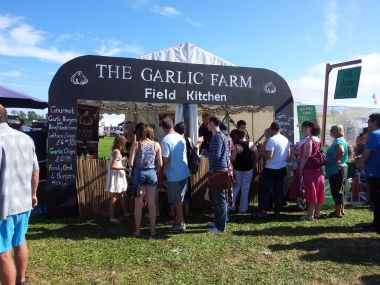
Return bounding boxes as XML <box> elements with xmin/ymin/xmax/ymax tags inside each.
<box><xmin>356</xmin><ymin>113</ymin><xmax>380</xmax><ymax>232</ymax></box>
<box><xmin>161</xmin><ymin>117</ymin><xmax>189</xmax><ymax>232</ymax></box>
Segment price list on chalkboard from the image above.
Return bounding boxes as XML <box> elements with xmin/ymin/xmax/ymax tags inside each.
<box><xmin>47</xmin><ymin>106</ymin><xmax>77</xmax><ymax>187</ymax></box>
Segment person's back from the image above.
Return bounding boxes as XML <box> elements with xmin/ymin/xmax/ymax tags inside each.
<box><xmin>161</xmin><ymin>132</ymin><xmax>189</xmax><ymax>182</ymax></box>
<box><xmin>265</xmin><ymin>133</ymin><xmax>291</xmax><ymax>170</ymax></box>
<box><xmin>0</xmin><ymin>123</ymin><xmax>38</xmax><ymax>219</ymax></box>
<box><xmin>135</xmin><ymin>141</ymin><xmax>157</xmax><ymax>169</ymax></box>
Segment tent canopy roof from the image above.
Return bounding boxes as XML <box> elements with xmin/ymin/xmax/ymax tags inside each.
<box><xmin>0</xmin><ymin>85</ymin><xmax>48</xmax><ymax>109</ymax></box>
<box><xmin>138</xmin><ymin>43</ymin><xmax>234</xmax><ymax>66</ymax></box>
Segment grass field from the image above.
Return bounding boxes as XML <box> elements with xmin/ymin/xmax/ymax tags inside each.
<box><xmin>26</xmin><ymin>206</ymin><xmax>380</xmax><ymax>285</ymax></box>
<box><xmin>98</xmin><ymin>136</ymin><xmax>115</xmax><ymax>159</ymax></box>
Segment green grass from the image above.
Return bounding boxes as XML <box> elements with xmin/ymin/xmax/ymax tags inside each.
<box><xmin>26</xmin><ymin>206</ymin><xmax>380</xmax><ymax>285</ymax></box>
<box><xmin>98</xmin><ymin>136</ymin><xmax>115</xmax><ymax>159</ymax></box>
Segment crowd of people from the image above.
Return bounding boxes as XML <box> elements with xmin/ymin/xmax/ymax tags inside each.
<box><xmin>103</xmin><ymin>112</ymin><xmax>380</xmax><ymax>236</ymax></box>
<box><xmin>1</xmin><ymin>101</ymin><xmax>379</xmax><ymax>284</ymax></box>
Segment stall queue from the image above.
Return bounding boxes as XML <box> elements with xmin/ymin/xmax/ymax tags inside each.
<box><xmin>104</xmin><ymin>112</ymin><xmax>380</xmax><ymax>237</ymax></box>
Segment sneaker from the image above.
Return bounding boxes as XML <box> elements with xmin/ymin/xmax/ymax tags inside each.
<box><xmin>300</xmin><ymin>215</ymin><xmax>314</xmax><ymax>221</ymax></box>
<box><xmin>208</xmin><ymin>227</ymin><xmax>223</xmax><ymax>233</ymax></box>
<box><xmin>172</xmin><ymin>223</ymin><xmax>186</xmax><ymax>232</ymax></box>
<box><xmin>110</xmin><ymin>218</ymin><xmax>120</xmax><ymax>224</ymax></box>
<box><xmin>207</xmin><ymin>221</ymin><xmax>215</xmax><ymax>227</ymax></box>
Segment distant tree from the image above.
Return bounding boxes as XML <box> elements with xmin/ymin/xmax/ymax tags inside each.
<box><xmin>99</xmin><ymin>113</ymin><xmax>104</xmax><ymax>120</ymax></box>
<box><xmin>27</xmin><ymin>111</ymin><xmax>39</xmax><ymax>121</ymax></box>
<box><xmin>18</xmin><ymin>111</ymin><xmax>27</xmax><ymax>119</ymax></box>
<box><xmin>11</xmin><ymin>110</ymin><xmax>18</xmax><ymax>116</ymax></box>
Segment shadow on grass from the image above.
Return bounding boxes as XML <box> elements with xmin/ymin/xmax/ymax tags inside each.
<box><xmin>268</xmin><ymin>237</ymin><xmax>380</xmax><ymax>266</ymax></box>
<box><xmin>27</xmin><ymin>215</ymin><xmax>210</xmax><ymax>240</ymax></box>
<box><xmin>359</xmin><ymin>274</ymin><xmax>380</xmax><ymax>285</ymax></box>
<box><xmin>233</xmin><ymin>225</ymin><xmax>363</xmax><ymax>237</ymax></box>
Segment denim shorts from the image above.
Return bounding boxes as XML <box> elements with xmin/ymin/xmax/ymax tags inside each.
<box><xmin>0</xmin><ymin>211</ymin><xmax>31</xmax><ymax>253</ymax></box>
<box><xmin>167</xmin><ymin>178</ymin><xmax>188</xmax><ymax>204</ymax></box>
<box><xmin>133</xmin><ymin>168</ymin><xmax>158</xmax><ymax>188</ymax></box>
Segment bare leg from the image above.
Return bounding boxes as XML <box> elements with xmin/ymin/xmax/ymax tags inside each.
<box><xmin>119</xmin><ymin>193</ymin><xmax>129</xmax><ymax>215</ymax></box>
<box><xmin>134</xmin><ymin>195</ymin><xmax>144</xmax><ymax>236</ymax></box>
<box><xmin>146</xmin><ymin>186</ymin><xmax>157</xmax><ymax>236</ymax></box>
<box><xmin>14</xmin><ymin>240</ymin><xmax>28</xmax><ymax>284</ymax></box>
<box><xmin>334</xmin><ymin>204</ymin><xmax>342</xmax><ymax>216</ymax></box>
<box><xmin>314</xmin><ymin>203</ymin><xmax>323</xmax><ymax>217</ymax></box>
<box><xmin>307</xmin><ymin>203</ymin><xmax>316</xmax><ymax>218</ymax></box>
<box><xmin>0</xmin><ymin>249</ymin><xmax>16</xmax><ymax>285</ymax></box>
<box><xmin>109</xmin><ymin>193</ymin><xmax>118</xmax><ymax>219</ymax></box>
<box><xmin>175</xmin><ymin>202</ymin><xmax>185</xmax><ymax>226</ymax></box>
<box><xmin>169</xmin><ymin>204</ymin><xmax>175</xmax><ymax>217</ymax></box>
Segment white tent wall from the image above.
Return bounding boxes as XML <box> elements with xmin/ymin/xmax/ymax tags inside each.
<box><xmin>138</xmin><ymin>43</ymin><xmax>234</xmax><ymax>143</ymax></box>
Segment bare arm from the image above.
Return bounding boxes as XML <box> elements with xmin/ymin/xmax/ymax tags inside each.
<box><xmin>111</xmin><ymin>150</ymin><xmax>124</xmax><ymax>170</ymax></box>
<box><xmin>299</xmin><ymin>139</ymin><xmax>312</xmax><ymax>172</ymax></box>
<box><xmin>128</xmin><ymin>143</ymin><xmax>137</xmax><ymax>168</ymax></box>
<box><xmin>335</xmin><ymin>144</ymin><xmax>344</xmax><ymax>166</ymax></box>
<box><xmin>155</xmin><ymin>143</ymin><xmax>163</xmax><ymax>168</ymax></box>
<box><xmin>230</xmin><ymin>144</ymin><xmax>242</xmax><ymax>163</ymax></box>
<box><xmin>356</xmin><ymin>149</ymin><xmax>371</xmax><ymax>168</ymax></box>
<box><xmin>31</xmin><ymin>170</ymin><xmax>39</xmax><ymax>207</ymax></box>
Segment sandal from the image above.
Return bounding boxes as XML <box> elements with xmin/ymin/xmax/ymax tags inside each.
<box><xmin>132</xmin><ymin>231</ymin><xmax>141</xmax><ymax>238</ymax></box>
<box><xmin>110</xmin><ymin>218</ymin><xmax>120</xmax><ymax>224</ymax></box>
<box><xmin>328</xmin><ymin>212</ymin><xmax>342</xmax><ymax>218</ymax></box>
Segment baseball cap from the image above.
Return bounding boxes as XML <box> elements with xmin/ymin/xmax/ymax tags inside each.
<box><xmin>270</xmin><ymin>122</ymin><xmax>281</xmax><ymax>131</ymax></box>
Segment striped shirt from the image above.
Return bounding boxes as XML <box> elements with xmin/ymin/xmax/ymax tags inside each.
<box><xmin>208</xmin><ymin>132</ymin><xmax>230</xmax><ymax>171</ymax></box>
<box><xmin>0</xmin><ymin>123</ymin><xmax>39</xmax><ymax>220</ymax></box>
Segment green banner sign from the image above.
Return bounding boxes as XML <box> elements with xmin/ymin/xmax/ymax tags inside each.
<box><xmin>334</xmin><ymin>66</ymin><xmax>361</xmax><ymax>99</ymax></box>
<box><xmin>297</xmin><ymin>105</ymin><xmax>317</xmax><ymax>140</ymax></box>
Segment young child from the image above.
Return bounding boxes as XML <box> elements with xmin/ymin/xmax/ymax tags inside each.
<box><xmin>105</xmin><ymin>136</ymin><xmax>129</xmax><ymax>224</ymax></box>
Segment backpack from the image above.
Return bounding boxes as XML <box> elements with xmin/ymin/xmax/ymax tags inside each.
<box><xmin>186</xmin><ymin>137</ymin><xmax>200</xmax><ymax>175</ymax></box>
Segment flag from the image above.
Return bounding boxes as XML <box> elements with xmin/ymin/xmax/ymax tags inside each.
<box><xmin>373</xmin><ymin>93</ymin><xmax>377</xmax><ymax>105</ymax></box>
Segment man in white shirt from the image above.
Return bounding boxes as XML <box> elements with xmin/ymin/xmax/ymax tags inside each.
<box><xmin>259</xmin><ymin>122</ymin><xmax>291</xmax><ymax>218</ymax></box>
<box><xmin>0</xmin><ymin>104</ymin><xmax>39</xmax><ymax>285</ymax></box>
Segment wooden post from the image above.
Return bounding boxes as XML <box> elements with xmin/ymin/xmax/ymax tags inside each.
<box><xmin>321</xmin><ymin>59</ymin><xmax>362</xmax><ymax>145</ymax></box>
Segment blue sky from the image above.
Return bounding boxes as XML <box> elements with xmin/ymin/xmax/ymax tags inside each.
<box><xmin>0</xmin><ymin>0</ymin><xmax>379</xmax><ymax>111</ymax></box>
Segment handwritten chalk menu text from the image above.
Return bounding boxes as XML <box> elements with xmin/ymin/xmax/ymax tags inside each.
<box><xmin>48</xmin><ymin>105</ymin><xmax>77</xmax><ymax>187</ymax></box>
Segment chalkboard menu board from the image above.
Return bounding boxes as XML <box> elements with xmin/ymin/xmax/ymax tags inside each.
<box><xmin>47</xmin><ymin>105</ymin><xmax>77</xmax><ymax>187</ymax></box>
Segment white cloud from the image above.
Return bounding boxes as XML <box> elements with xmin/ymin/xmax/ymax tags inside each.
<box><xmin>185</xmin><ymin>18</ymin><xmax>204</xmax><ymax>28</ymax></box>
<box><xmin>151</xmin><ymin>5</ymin><xmax>181</xmax><ymax>17</ymax></box>
<box><xmin>0</xmin><ymin>69</ymin><xmax>21</xmax><ymax>78</ymax></box>
<box><xmin>95</xmin><ymin>41</ymin><xmax>123</xmax><ymax>56</ymax></box>
<box><xmin>323</xmin><ymin>0</ymin><xmax>338</xmax><ymax>51</ymax></box>
<box><xmin>95</xmin><ymin>41</ymin><xmax>144</xmax><ymax>56</ymax></box>
<box><xmin>0</xmin><ymin>14</ymin><xmax>80</xmax><ymax>63</ymax></box>
<box><xmin>289</xmin><ymin>52</ymin><xmax>380</xmax><ymax>107</ymax></box>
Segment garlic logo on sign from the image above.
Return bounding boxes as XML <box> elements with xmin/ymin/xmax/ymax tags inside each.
<box><xmin>71</xmin><ymin>71</ymin><xmax>88</xmax><ymax>85</ymax></box>
<box><xmin>264</xmin><ymin>82</ymin><xmax>276</xmax><ymax>94</ymax></box>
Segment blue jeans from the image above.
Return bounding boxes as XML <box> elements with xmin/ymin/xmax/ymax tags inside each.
<box><xmin>212</xmin><ymin>189</ymin><xmax>227</xmax><ymax>231</ymax></box>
